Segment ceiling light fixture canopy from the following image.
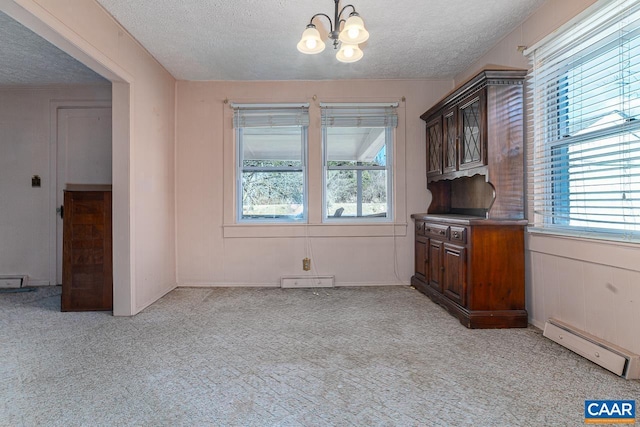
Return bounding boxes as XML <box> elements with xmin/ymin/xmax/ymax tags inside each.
<box><xmin>297</xmin><ymin>0</ymin><xmax>369</xmax><ymax>63</ymax></box>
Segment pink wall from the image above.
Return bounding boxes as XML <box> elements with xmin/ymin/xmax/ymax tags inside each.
<box><xmin>0</xmin><ymin>85</ymin><xmax>111</xmax><ymax>286</ymax></box>
<box><xmin>454</xmin><ymin>0</ymin><xmax>640</xmax><ymax>354</ymax></box>
<box><xmin>454</xmin><ymin>0</ymin><xmax>599</xmax><ymax>85</ymax></box>
<box><xmin>176</xmin><ymin>79</ymin><xmax>451</xmax><ymax>287</ymax></box>
<box><xmin>2</xmin><ymin>0</ymin><xmax>177</xmax><ymax>314</ymax></box>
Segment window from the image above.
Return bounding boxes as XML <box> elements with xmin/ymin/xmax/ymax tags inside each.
<box><xmin>234</xmin><ymin>104</ymin><xmax>309</xmax><ymax>222</ymax></box>
<box><xmin>321</xmin><ymin>103</ymin><xmax>397</xmax><ymax>221</ymax></box>
<box><xmin>527</xmin><ymin>0</ymin><xmax>640</xmax><ymax>241</ymax></box>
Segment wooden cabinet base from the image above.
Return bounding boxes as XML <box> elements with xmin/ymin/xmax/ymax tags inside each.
<box><xmin>61</xmin><ymin>186</ymin><xmax>113</xmax><ymax>312</ymax></box>
<box><xmin>411</xmin><ymin>276</ymin><xmax>528</xmax><ymax>329</ymax></box>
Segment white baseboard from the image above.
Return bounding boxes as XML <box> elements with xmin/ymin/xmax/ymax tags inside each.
<box><xmin>179</xmin><ymin>282</ymin><xmax>281</xmax><ymax>288</ymax></box>
<box><xmin>28</xmin><ymin>280</ymin><xmax>51</xmax><ymax>287</ymax></box>
<box><xmin>177</xmin><ymin>281</ymin><xmax>409</xmax><ymax>288</ymax></box>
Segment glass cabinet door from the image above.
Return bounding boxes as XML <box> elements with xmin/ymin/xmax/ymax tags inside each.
<box><xmin>459</xmin><ymin>93</ymin><xmax>485</xmax><ymax>169</ymax></box>
<box><xmin>426</xmin><ymin>116</ymin><xmax>443</xmax><ymax>176</ymax></box>
<box><xmin>443</xmin><ymin>107</ymin><xmax>458</xmax><ymax>173</ymax></box>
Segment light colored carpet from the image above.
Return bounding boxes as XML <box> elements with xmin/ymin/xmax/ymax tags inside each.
<box><xmin>1</xmin><ymin>285</ymin><xmax>638</xmax><ymax>426</ymax></box>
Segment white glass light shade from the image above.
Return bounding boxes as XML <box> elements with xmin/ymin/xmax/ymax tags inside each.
<box><xmin>336</xmin><ymin>43</ymin><xmax>363</xmax><ymax>63</ymax></box>
<box><xmin>297</xmin><ymin>26</ymin><xmax>325</xmax><ymax>54</ymax></box>
<box><xmin>338</xmin><ymin>15</ymin><xmax>369</xmax><ymax>44</ymax></box>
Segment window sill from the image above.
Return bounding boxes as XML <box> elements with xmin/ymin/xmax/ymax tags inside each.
<box><xmin>223</xmin><ymin>222</ymin><xmax>408</xmax><ymax>238</ymax></box>
<box><xmin>527</xmin><ymin>227</ymin><xmax>640</xmax><ymax>272</ymax></box>
<box><xmin>527</xmin><ymin>226</ymin><xmax>640</xmax><ymax>246</ymax></box>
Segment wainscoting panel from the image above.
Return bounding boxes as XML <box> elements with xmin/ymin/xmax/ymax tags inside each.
<box><xmin>528</xmin><ymin>234</ymin><xmax>640</xmax><ymax>355</ymax></box>
<box><xmin>583</xmin><ymin>263</ymin><xmax>616</xmax><ymax>345</ymax></box>
<box><xmin>555</xmin><ymin>257</ymin><xmax>585</xmax><ymax>331</ymax></box>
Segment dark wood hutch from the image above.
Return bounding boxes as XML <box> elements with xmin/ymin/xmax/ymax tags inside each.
<box><xmin>412</xmin><ymin>69</ymin><xmax>528</xmax><ymax>328</ymax></box>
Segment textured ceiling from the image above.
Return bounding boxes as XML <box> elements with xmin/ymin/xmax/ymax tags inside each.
<box><xmin>0</xmin><ymin>11</ymin><xmax>108</xmax><ymax>86</ymax></box>
<box><xmin>0</xmin><ymin>1</ymin><xmax>546</xmax><ymax>85</ymax></box>
<box><xmin>95</xmin><ymin>0</ymin><xmax>545</xmax><ymax>81</ymax></box>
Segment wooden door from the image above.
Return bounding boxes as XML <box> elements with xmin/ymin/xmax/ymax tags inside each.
<box><xmin>428</xmin><ymin>239</ymin><xmax>444</xmax><ymax>292</ymax></box>
<box><xmin>56</xmin><ymin>107</ymin><xmax>112</xmax><ymax>284</ymax></box>
<box><xmin>443</xmin><ymin>243</ymin><xmax>466</xmax><ymax>306</ymax></box>
<box><xmin>61</xmin><ymin>189</ymin><xmax>112</xmax><ymax>311</ymax></box>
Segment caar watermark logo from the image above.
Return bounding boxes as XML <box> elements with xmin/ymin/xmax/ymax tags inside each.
<box><xmin>585</xmin><ymin>400</ymin><xmax>636</xmax><ymax>424</ymax></box>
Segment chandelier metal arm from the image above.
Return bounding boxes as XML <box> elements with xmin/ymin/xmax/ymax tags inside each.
<box><xmin>308</xmin><ymin>13</ymin><xmax>334</xmax><ymax>32</ymax></box>
<box><xmin>338</xmin><ymin>4</ymin><xmax>357</xmax><ymax>23</ymax></box>
<box><xmin>335</xmin><ymin>2</ymin><xmax>357</xmax><ymax>35</ymax></box>
<box><xmin>307</xmin><ymin>2</ymin><xmax>361</xmax><ymax>48</ymax></box>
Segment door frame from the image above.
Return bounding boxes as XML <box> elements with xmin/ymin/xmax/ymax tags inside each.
<box><xmin>49</xmin><ymin>101</ymin><xmax>112</xmax><ymax>287</ymax></box>
<box><xmin>1</xmin><ymin>1</ymin><xmax>136</xmax><ymax>315</ymax></box>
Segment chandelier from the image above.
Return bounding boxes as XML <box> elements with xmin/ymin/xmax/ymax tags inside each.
<box><xmin>296</xmin><ymin>0</ymin><xmax>369</xmax><ymax>63</ymax></box>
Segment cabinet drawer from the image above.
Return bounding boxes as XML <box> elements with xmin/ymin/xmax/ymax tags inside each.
<box><xmin>415</xmin><ymin>221</ymin><xmax>425</xmax><ymax>236</ymax></box>
<box><xmin>450</xmin><ymin>226</ymin><xmax>467</xmax><ymax>243</ymax></box>
<box><xmin>424</xmin><ymin>223</ymin><xmax>449</xmax><ymax>238</ymax></box>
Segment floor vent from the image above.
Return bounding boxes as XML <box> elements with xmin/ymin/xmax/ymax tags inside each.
<box><xmin>0</xmin><ymin>275</ymin><xmax>29</xmax><ymax>289</ymax></box>
<box><xmin>543</xmin><ymin>318</ymin><xmax>640</xmax><ymax>380</ymax></box>
<box><xmin>281</xmin><ymin>276</ymin><xmax>334</xmax><ymax>289</ymax></box>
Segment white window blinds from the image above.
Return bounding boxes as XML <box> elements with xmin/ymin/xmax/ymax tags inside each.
<box><xmin>526</xmin><ymin>0</ymin><xmax>640</xmax><ymax>241</ymax></box>
<box><xmin>320</xmin><ymin>103</ymin><xmax>398</xmax><ymax>128</ymax></box>
<box><xmin>232</xmin><ymin>104</ymin><xmax>309</xmax><ymax>128</ymax></box>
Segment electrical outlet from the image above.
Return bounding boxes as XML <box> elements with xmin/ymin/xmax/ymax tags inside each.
<box><xmin>302</xmin><ymin>257</ymin><xmax>311</xmax><ymax>271</ymax></box>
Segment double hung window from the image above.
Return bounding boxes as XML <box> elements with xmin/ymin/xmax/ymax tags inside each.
<box><xmin>527</xmin><ymin>0</ymin><xmax>640</xmax><ymax>241</ymax></box>
<box><xmin>234</xmin><ymin>104</ymin><xmax>309</xmax><ymax>222</ymax></box>
<box><xmin>321</xmin><ymin>104</ymin><xmax>397</xmax><ymax>221</ymax></box>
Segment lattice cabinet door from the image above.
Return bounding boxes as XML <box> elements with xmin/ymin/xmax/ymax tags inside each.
<box><xmin>426</xmin><ymin>115</ymin><xmax>443</xmax><ymax>177</ymax></box>
<box><xmin>458</xmin><ymin>92</ymin><xmax>486</xmax><ymax>170</ymax></box>
<box><xmin>443</xmin><ymin>107</ymin><xmax>458</xmax><ymax>173</ymax></box>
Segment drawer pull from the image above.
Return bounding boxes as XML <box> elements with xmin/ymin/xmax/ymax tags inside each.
<box><xmin>439</xmin><ymin>230</ymin><xmax>445</xmax><ymax>235</ymax></box>
<box><xmin>453</xmin><ymin>231</ymin><xmax>459</xmax><ymax>238</ymax></box>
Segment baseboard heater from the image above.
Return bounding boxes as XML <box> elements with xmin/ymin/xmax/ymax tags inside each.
<box><xmin>543</xmin><ymin>318</ymin><xmax>640</xmax><ymax>379</ymax></box>
<box><xmin>281</xmin><ymin>276</ymin><xmax>334</xmax><ymax>289</ymax></box>
<box><xmin>0</xmin><ymin>275</ymin><xmax>29</xmax><ymax>289</ymax></box>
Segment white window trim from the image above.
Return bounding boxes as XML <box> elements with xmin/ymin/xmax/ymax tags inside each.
<box><xmin>222</xmin><ymin>97</ymin><xmax>408</xmax><ymax>238</ymax></box>
<box><xmin>222</xmin><ymin>223</ymin><xmax>407</xmax><ymax>238</ymax></box>
<box><xmin>233</xmin><ymin>103</ymin><xmax>309</xmax><ymax>224</ymax></box>
<box><xmin>320</xmin><ymin>102</ymin><xmax>398</xmax><ymax>223</ymax></box>
<box><xmin>525</xmin><ymin>0</ymin><xmax>640</xmax><ymax>243</ymax></box>
<box><xmin>322</xmin><ymin>126</ymin><xmax>394</xmax><ymax>223</ymax></box>
<box><xmin>235</xmin><ymin>126</ymin><xmax>308</xmax><ymax>223</ymax></box>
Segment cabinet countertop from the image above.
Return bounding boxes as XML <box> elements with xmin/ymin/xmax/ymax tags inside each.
<box><xmin>411</xmin><ymin>213</ymin><xmax>528</xmax><ymax>226</ymax></box>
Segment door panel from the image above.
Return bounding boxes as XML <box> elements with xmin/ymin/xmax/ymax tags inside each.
<box><xmin>415</xmin><ymin>237</ymin><xmax>428</xmax><ymax>280</ymax></box>
<box><xmin>428</xmin><ymin>239</ymin><xmax>444</xmax><ymax>292</ymax></box>
<box><xmin>443</xmin><ymin>243</ymin><xmax>466</xmax><ymax>306</ymax></box>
